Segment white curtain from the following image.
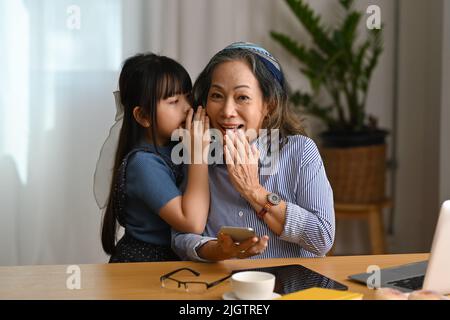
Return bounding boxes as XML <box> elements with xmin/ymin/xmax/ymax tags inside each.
<box><xmin>0</xmin><ymin>0</ymin><xmax>122</xmax><ymax>265</ymax></box>
<box><xmin>123</xmin><ymin>0</ymin><xmax>293</xmax><ymax>81</ymax></box>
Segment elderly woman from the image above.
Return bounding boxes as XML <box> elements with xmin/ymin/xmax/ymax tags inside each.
<box><xmin>172</xmin><ymin>42</ymin><xmax>335</xmax><ymax>261</ymax></box>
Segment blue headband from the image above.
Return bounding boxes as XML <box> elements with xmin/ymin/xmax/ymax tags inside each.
<box><xmin>221</xmin><ymin>42</ymin><xmax>284</xmax><ymax>86</ymax></box>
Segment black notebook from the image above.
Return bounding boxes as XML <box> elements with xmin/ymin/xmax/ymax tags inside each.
<box><xmin>232</xmin><ymin>264</ymin><xmax>348</xmax><ymax>294</ymax></box>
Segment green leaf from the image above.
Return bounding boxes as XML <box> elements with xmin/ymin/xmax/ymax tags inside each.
<box><xmin>284</xmin><ymin>0</ymin><xmax>335</xmax><ymax>56</ymax></box>
<box><xmin>340</xmin><ymin>11</ymin><xmax>361</xmax><ymax>49</ymax></box>
<box><xmin>354</xmin><ymin>41</ymin><xmax>370</xmax><ymax>75</ymax></box>
<box><xmin>339</xmin><ymin>0</ymin><xmax>354</xmax><ymax>10</ymax></box>
<box><xmin>290</xmin><ymin>91</ymin><xmax>336</xmax><ymax>127</ymax></box>
<box><xmin>364</xmin><ymin>27</ymin><xmax>383</xmax><ymax>83</ymax></box>
<box><xmin>270</xmin><ymin>31</ymin><xmax>312</xmax><ymax>65</ymax></box>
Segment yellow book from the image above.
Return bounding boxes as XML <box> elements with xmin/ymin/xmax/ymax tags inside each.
<box><xmin>276</xmin><ymin>287</ymin><xmax>364</xmax><ymax>300</ymax></box>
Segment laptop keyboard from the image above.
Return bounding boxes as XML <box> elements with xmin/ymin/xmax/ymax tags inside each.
<box><xmin>387</xmin><ymin>275</ymin><xmax>425</xmax><ymax>290</ymax></box>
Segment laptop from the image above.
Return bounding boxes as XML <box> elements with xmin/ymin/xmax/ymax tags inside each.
<box><xmin>348</xmin><ymin>200</ymin><xmax>450</xmax><ymax>294</ymax></box>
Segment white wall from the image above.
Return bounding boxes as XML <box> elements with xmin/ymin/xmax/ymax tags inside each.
<box><xmin>392</xmin><ymin>0</ymin><xmax>443</xmax><ymax>253</ymax></box>
<box><xmin>440</xmin><ymin>0</ymin><xmax>450</xmax><ymax>204</ymax></box>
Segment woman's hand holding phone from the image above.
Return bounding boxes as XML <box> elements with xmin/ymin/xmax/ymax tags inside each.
<box><xmin>216</xmin><ymin>228</ymin><xmax>269</xmax><ymax>259</ymax></box>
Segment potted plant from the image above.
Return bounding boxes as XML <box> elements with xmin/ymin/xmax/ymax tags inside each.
<box><xmin>271</xmin><ymin>0</ymin><xmax>387</xmax><ymax>203</ymax></box>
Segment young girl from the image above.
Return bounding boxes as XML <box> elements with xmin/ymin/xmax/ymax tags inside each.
<box><xmin>101</xmin><ymin>53</ymin><xmax>210</xmax><ymax>262</ymax></box>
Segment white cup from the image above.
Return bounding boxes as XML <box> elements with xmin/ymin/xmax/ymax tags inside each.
<box><xmin>231</xmin><ymin>271</ymin><xmax>275</xmax><ymax>300</ymax></box>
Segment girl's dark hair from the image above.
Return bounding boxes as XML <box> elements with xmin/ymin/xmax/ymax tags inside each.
<box><xmin>101</xmin><ymin>53</ymin><xmax>192</xmax><ymax>255</ymax></box>
<box><xmin>192</xmin><ymin>48</ymin><xmax>306</xmax><ymax>140</ymax></box>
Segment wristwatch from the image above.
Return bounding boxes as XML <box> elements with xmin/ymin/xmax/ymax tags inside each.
<box><xmin>256</xmin><ymin>193</ymin><xmax>281</xmax><ymax>219</ymax></box>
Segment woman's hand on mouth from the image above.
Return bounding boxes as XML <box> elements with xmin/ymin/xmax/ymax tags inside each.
<box><xmin>224</xmin><ymin>129</ymin><xmax>261</xmax><ymax>197</ymax></box>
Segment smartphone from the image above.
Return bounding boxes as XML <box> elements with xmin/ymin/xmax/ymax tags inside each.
<box><xmin>219</xmin><ymin>226</ymin><xmax>257</xmax><ymax>243</ymax></box>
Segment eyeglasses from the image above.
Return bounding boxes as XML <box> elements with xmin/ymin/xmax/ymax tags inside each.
<box><xmin>160</xmin><ymin>267</ymin><xmax>231</xmax><ymax>294</ymax></box>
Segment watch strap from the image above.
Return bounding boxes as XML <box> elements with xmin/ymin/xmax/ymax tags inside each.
<box><xmin>257</xmin><ymin>202</ymin><xmax>272</xmax><ymax>219</ymax></box>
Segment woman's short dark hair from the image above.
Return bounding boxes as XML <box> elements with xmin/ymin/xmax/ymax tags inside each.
<box><xmin>192</xmin><ymin>48</ymin><xmax>305</xmax><ymax>139</ymax></box>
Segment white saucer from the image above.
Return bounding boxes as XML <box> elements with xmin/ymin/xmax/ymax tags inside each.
<box><xmin>222</xmin><ymin>291</ymin><xmax>281</xmax><ymax>300</ymax></box>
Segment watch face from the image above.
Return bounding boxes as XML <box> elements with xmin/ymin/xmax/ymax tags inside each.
<box><xmin>268</xmin><ymin>193</ymin><xmax>281</xmax><ymax>205</ymax></box>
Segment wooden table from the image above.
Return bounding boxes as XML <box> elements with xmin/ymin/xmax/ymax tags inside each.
<box><xmin>0</xmin><ymin>253</ymin><xmax>428</xmax><ymax>300</ymax></box>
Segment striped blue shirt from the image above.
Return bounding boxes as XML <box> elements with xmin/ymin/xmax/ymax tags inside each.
<box><xmin>171</xmin><ymin>134</ymin><xmax>335</xmax><ymax>261</ymax></box>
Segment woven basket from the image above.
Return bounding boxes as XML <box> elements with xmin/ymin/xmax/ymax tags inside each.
<box><xmin>320</xmin><ymin>144</ymin><xmax>386</xmax><ymax>204</ymax></box>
